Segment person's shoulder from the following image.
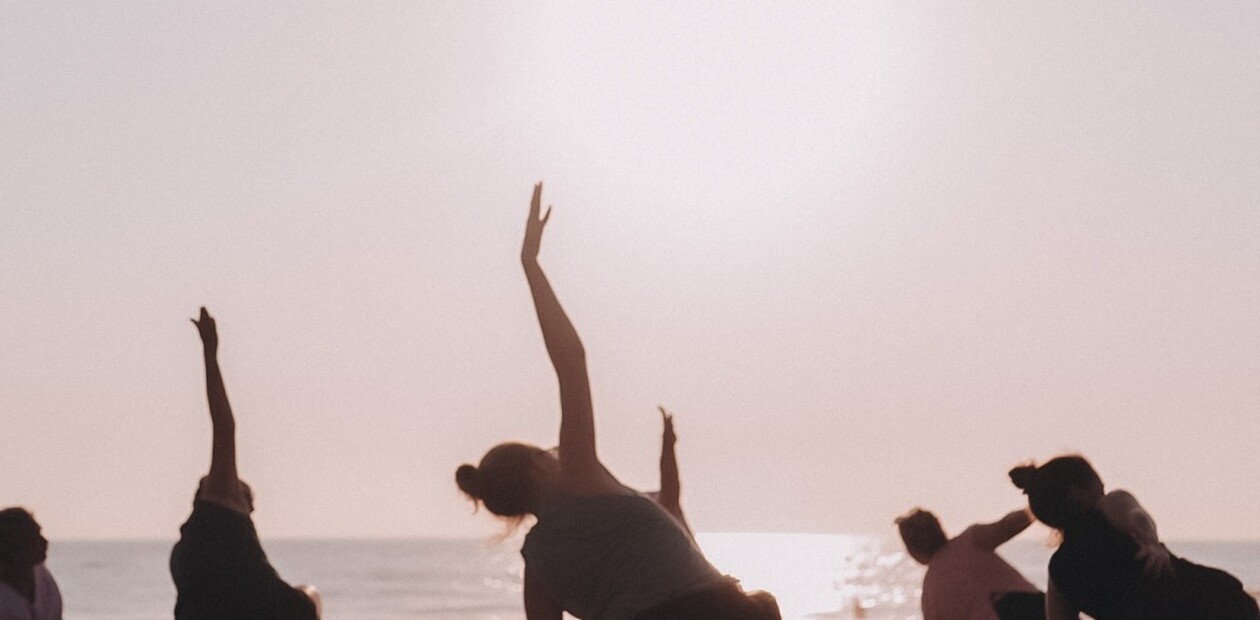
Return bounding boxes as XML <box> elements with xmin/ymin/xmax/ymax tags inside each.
<box><xmin>954</xmin><ymin>524</ymin><xmax>982</xmax><ymax>546</ymax></box>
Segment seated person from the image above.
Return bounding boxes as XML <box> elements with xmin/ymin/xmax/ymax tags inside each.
<box><xmin>170</xmin><ymin>307</ymin><xmax>320</xmax><ymax>620</ymax></box>
<box><xmin>0</xmin><ymin>508</ymin><xmax>62</xmax><ymax>620</ymax></box>
<box><xmin>897</xmin><ymin>507</ymin><xmax>1044</xmax><ymax>620</ymax></box>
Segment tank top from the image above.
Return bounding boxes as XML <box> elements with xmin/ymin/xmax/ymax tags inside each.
<box><xmin>521</xmin><ymin>492</ymin><xmax>728</xmax><ymax>620</ymax></box>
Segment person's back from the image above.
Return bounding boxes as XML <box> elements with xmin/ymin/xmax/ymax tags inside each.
<box><xmin>921</xmin><ymin>526</ymin><xmax>1040</xmax><ymax>620</ymax></box>
<box><xmin>522</xmin><ymin>492</ymin><xmax>727</xmax><ymax>620</ymax></box>
<box><xmin>898</xmin><ymin>508</ymin><xmax>1043</xmax><ymax>620</ymax></box>
<box><xmin>170</xmin><ymin>499</ymin><xmax>316</xmax><ymax>620</ymax></box>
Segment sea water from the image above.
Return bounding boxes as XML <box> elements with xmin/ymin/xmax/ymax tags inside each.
<box><xmin>45</xmin><ymin>536</ymin><xmax>1260</xmax><ymax>620</ymax></box>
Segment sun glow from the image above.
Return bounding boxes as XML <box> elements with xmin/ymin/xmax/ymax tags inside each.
<box><xmin>696</xmin><ymin>533</ymin><xmax>918</xmax><ymax>619</ymax></box>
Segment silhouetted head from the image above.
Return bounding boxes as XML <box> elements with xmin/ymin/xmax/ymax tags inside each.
<box><xmin>456</xmin><ymin>442</ymin><xmax>558</xmax><ymax>518</ymax></box>
<box><xmin>895</xmin><ymin>508</ymin><xmax>948</xmax><ymax>564</ymax></box>
<box><xmin>195</xmin><ymin>475</ymin><xmax>256</xmax><ymax>513</ymax></box>
<box><xmin>0</xmin><ymin>507</ymin><xmax>49</xmax><ymax>570</ymax></box>
<box><xmin>1009</xmin><ymin>455</ymin><xmax>1104</xmax><ymax>530</ymax></box>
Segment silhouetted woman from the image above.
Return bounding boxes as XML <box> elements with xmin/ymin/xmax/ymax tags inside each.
<box><xmin>456</xmin><ymin>184</ymin><xmax>779</xmax><ymax>620</ymax></box>
<box><xmin>1009</xmin><ymin>455</ymin><xmax>1259</xmax><ymax>620</ymax></box>
<box><xmin>0</xmin><ymin>507</ymin><xmax>61</xmax><ymax>620</ymax></box>
<box><xmin>170</xmin><ymin>308</ymin><xmax>321</xmax><ymax>620</ymax></box>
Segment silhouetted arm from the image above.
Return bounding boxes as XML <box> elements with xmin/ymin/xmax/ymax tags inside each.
<box><xmin>657</xmin><ymin>407</ymin><xmax>693</xmax><ymax>537</ymax></box>
<box><xmin>968</xmin><ymin>507</ymin><xmax>1033</xmax><ymax>550</ymax></box>
<box><xmin>192</xmin><ymin>307</ymin><xmax>250</xmax><ymax>514</ymax></box>
<box><xmin>1045</xmin><ymin>578</ymin><xmax>1080</xmax><ymax>620</ymax></box>
<box><xmin>1098</xmin><ymin>490</ymin><xmax>1172</xmax><ymax>577</ymax></box>
<box><xmin>521</xmin><ymin>183</ymin><xmax>600</xmax><ymax>485</ymax></box>
<box><xmin>523</xmin><ymin>567</ymin><xmax>563</xmax><ymax>620</ymax></box>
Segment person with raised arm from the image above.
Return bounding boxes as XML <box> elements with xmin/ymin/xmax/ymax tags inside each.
<box><xmin>653</xmin><ymin>407</ymin><xmax>692</xmax><ymax>539</ymax></box>
<box><xmin>0</xmin><ymin>508</ymin><xmax>62</xmax><ymax>620</ymax></box>
<box><xmin>456</xmin><ymin>184</ymin><xmax>779</xmax><ymax>620</ymax></box>
<box><xmin>895</xmin><ymin>507</ymin><xmax>1044</xmax><ymax>620</ymax></box>
<box><xmin>170</xmin><ymin>307</ymin><xmax>321</xmax><ymax>620</ymax></box>
<box><xmin>1009</xmin><ymin>455</ymin><xmax>1259</xmax><ymax>620</ymax></box>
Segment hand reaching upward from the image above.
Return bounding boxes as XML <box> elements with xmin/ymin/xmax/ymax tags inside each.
<box><xmin>191</xmin><ymin>306</ymin><xmax>218</xmax><ymax>356</ymax></box>
<box><xmin>521</xmin><ymin>182</ymin><xmax>552</xmax><ymax>265</ymax></box>
<box><xmin>659</xmin><ymin>407</ymin><xmax>676</xmax><ymax>448</ymax></box>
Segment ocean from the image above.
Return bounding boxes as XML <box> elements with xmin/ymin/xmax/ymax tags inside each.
<box><xmin>45</xmin><ymin>535</ymin><xmax>1260</xmax><ymax>620</ymax></box>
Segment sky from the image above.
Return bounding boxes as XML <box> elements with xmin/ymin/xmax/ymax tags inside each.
<box><xmin>2</xmin><ymin>2</ymin><xmax>1257</xmax><ymax>542</ymax></box>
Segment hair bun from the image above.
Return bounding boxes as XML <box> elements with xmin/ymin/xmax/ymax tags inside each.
<box><xmin>455</xmin><ymin>464</ymin><xmax>480</xmax><ymax>498</ymax></box>
<box><xmin>1008</xmin><ymin>464</ymin><xmax>1036</xmax><ymax>490</ymax></box>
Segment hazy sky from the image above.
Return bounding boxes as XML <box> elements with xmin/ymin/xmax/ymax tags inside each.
<box><xmin>2</xmin><ymin>2</ymin><xmax>1257</xmax><ymax>542</ymax></box>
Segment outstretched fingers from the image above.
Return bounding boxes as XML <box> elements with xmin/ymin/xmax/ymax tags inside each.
<box><xmin>522</xmin><ymin>182</ymin><xmax>553</xmax><ymax>262</ymax></box>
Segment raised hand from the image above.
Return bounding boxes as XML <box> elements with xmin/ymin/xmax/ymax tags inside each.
<box><xmin>191</xmin><ymin>306</ymin><xmax>218</xmax><ymax>356</ymax></box>
<box><xmin>659</xmin><ymin>406</ymin><xmax>676</xmax><ymax>447</ymax></box>
<box><xmin>521</xmin><ymin>182</ymin><xmax>552</xmax><ymax>264</ymax></box>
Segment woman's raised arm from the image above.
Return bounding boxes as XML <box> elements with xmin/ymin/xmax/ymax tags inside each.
<box><xmin>191</xmin><ymin>307</ymin><xmax>250</xmax><ymax>514</ymax></box>
<box><xmin>657</xmin><ymin>407</ymin><xmax>692</xmax><ymax>537</ymax></box>
<box><xmin>521</xmin><ymin>183</ymin><xmax>599</xmax><ymax>483</ymax></box>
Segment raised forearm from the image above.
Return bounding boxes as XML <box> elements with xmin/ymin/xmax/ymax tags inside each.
<box><xmin>203</xmin><ymin>352</ymin><xmax>234</xmax><ymax>428</ymax></box>
<box><xmin>971</xmin><ymin>508</ymin><xmax>1034</xmax><ymax>550</ymax></box>
<box><xmin>202</xmin><ymin>348</ymin><xmax>238</xmax><ymax>485</ymax></box>
<box><xmin>659</xmin><ymin>440</ymin><xmax>680</xmax><ymax>510</ymax></box>
<box><xmin>523</xmin><ymin>260</ymin><xmax>586</xmax><ymax>378</ymax></box>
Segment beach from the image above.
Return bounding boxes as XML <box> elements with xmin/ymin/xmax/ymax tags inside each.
<box><xmin>47</xmin><ymin>534</ymin><xmax>1260</xmax><ymax>620</ymax></box>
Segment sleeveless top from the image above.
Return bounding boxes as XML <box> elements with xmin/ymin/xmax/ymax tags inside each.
<box><xmin>521</xmin><ymin>492</ymin><xmax>729</xmax><ymax>620</ymax></box>
<box><xmin>1051</xmin><ymin>510</ymin><xmax>1259</xmax><ymax>620</ymax></box>
<box><xmin>170</xmin><ymin>500</ymin><xmax>317</xmax><ymax>620</ymax></box>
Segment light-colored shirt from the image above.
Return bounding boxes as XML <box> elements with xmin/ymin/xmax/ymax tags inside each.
<box><xmin>921</xmin><ymin>526</ymin><xmax>1039</xmax><ymax>620</ymax></box>
<box><xmin>0</xmin><ymin>564</ymin><xmax>63</xmax><ymax>620</ymax></box>
<box><xmin>522</xmin><ymin>492</ymin><xmax>727</xmax><ymax>620</ymax></box>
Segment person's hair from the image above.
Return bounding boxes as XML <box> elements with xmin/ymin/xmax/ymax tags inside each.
<box><xmin>456</xmin><ymin>442</ymin><xmax>544</xmax><ymax>519</ymax></box>
<box><xmin>1009</xmin><ymin>455</ymin><xmax>1103</xmax><ymax>529</ymax></box>
<box><xmin>0</xmin><ymin>507</ymin><xmax>38</xmax><ymax>564</ymax></box>
<box><xmin>895</xmin><ymin>508</ymin><xmax>948</xmax><ymax>562</ymax></box>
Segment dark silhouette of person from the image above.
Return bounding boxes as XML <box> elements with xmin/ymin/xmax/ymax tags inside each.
<box><xmin>455</xmin><ymin>184</ymin><xmax>780</xmax><ymax>620</ymax></box>
<box><xmin>169</xmin><ymin>308</ymin><xmax>321</xmax><ymax>620</ymax></box>
<box><xmin>1010</xmin><ymin>455</ymin><xmax>1259</xmax><ymax>620</ymax></box>
<box><xmin>0</xmin><ymin>508</ymin><xmax>62</xmax><ymax>620</ymax></box>
<box><xmin>896</xmin><ymin>507</ymin><xmax>1044</xmax><ymax>620</ymax></box>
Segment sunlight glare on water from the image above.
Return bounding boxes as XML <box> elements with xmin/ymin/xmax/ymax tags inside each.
<box><xmin>696</xmin><ymin>533</ymin><xmax>920</xmax><ymax>620</ymax></box>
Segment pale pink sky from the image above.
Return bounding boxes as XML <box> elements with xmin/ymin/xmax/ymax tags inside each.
<box><xmin>2</xmin><ymin>2</ymin><xmax>1257</xmax><ymax>541</ymax></box>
